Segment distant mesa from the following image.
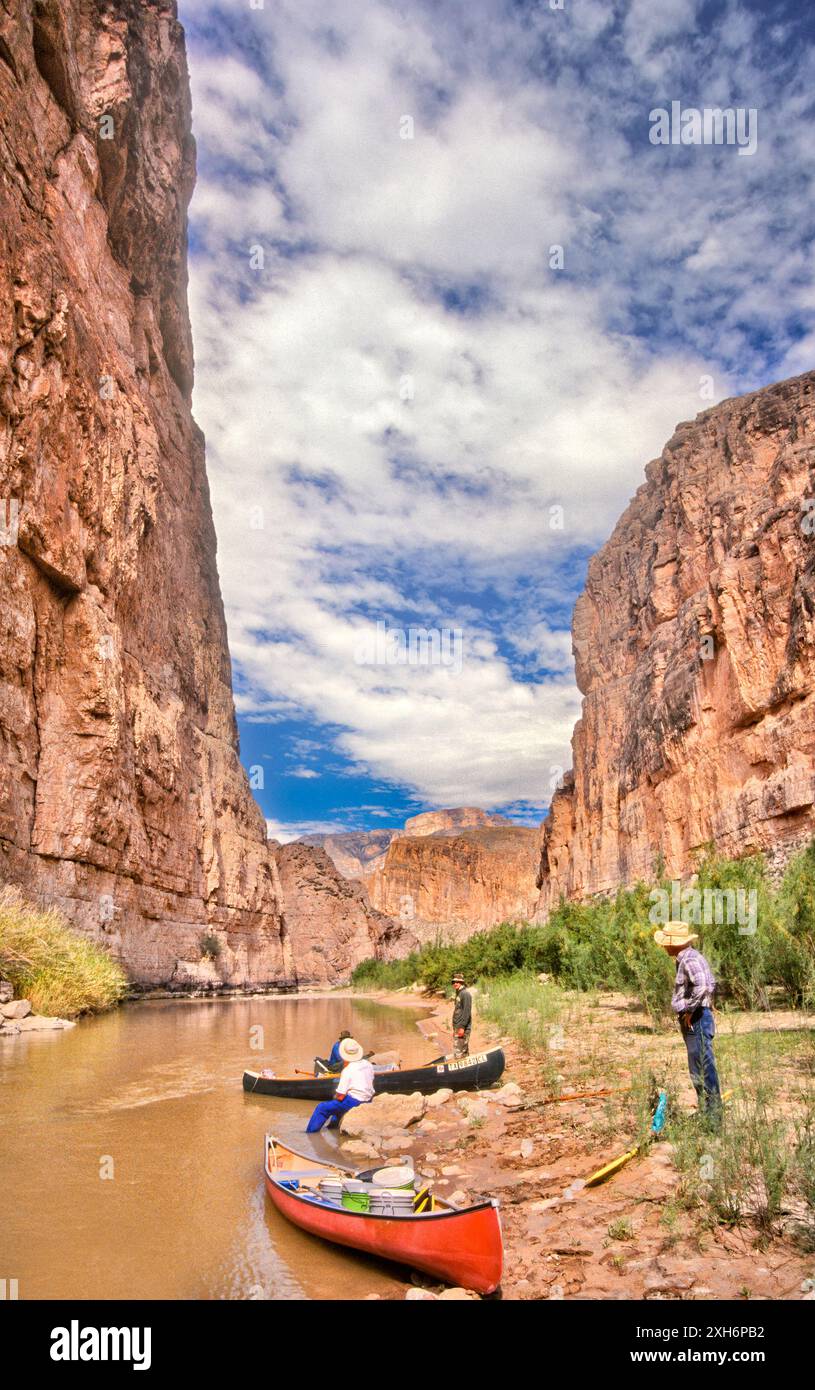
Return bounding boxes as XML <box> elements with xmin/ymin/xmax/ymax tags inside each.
<box><xmin>298</xmin><ymin>809</ymin><xmax>540</xmax><ymax>941</ymax></box>
<box><xmin>296</xmin><ymin>807</ymin><xmax>516</xmax><ymax>878</ymax></box>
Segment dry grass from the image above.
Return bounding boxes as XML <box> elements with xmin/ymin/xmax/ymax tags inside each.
<box><xmin>0</xmin><ymin>885</ymin><xmax>127</xmax><ymax>1018</ymax></box>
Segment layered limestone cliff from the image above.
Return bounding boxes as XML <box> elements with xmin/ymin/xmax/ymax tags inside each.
<box><xmin>0</xmin><ymin>1</ymin><xmax>400</xmax><ymax>986</ymax></box>
<box><xmin>367</xmin><ymin>826</ymin><xmax>540</xmax><ymax>941</ymax></box>
<box><xmin>300</xmin><ymin>808</ymin><xmax>513</xmax><ymax>880</ymax></box>
<box><xmin>402</xmin><ymin>808</ymin><xmax>510</xmax><ymax>838</ymax></box>
<box><xmin>296</xmin><ymin>828</ymin><xmax>395</xmax><ymax>880</ymax></box>
<box><xmin>536</xmin><ymin>369</ymin><xmax>815</xmax><ymax>914</ymax></box>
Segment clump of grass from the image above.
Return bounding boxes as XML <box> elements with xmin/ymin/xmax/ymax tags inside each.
<box><xmin>476</xmin><ymin>972</ymin><xmax>563</xmax><ymax>1058</ymax></box>
<box><xmin>0</xmin><ymin>885</ymin><xmax>127</xmax><ymax>1018</ymax></box>
<box><xmin>664</xmin><ymin>1033</ymin><xmax>814</xmax><ymax>1241</ymax></box>
<box><xmin>608</xmin><ymin>1217</ymin><xmax>634</xmax><ymax>1241</ymax></box>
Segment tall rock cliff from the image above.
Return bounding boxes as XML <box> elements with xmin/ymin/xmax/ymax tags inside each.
<box><xmin>0</xmin><ymin>1</ymin><xmax>400</xmax><ymax>986</ymax></box>
<box><xmin>536</xmin><ymin>369</ymin><xmax>815</xmax><ymax>914</ymax></box>
<box><xmin>367</xmin><ymin>825</ymin><xmax>540</xmax><ymax>941</ymax></box>
<box><xmin>273</xmin><ymin>843</ymin><xmax>416</xmax><ymax>986</ymax></box>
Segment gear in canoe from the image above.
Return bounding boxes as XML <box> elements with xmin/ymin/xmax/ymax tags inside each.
<box><xmin>264</xmin><ymin>1134</ymin><xmax>503</xmax><ymax>1295</ymax></box>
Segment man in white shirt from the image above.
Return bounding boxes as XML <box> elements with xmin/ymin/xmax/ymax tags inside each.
<box><xmin>306</xmin><ymin>1038</ymin><xmax>375</xmax><ymax>1132</ymax></box>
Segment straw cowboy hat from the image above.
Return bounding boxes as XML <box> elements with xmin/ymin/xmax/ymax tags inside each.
<box><xmin>338</xmin><ymin>1037</ymin><xmax>364</xmax><ymax>1063</ymax></box>
<box><xmin>653</xmin><ymin>920</ymin><xmax>699</xmax><ymax>949</ymax></box>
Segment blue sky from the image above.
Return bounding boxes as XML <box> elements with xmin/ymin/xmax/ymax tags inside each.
<box><xmin>179</xmin><ymin>0</ymin><xmax>815</xmax><ymax>840</ymax></box>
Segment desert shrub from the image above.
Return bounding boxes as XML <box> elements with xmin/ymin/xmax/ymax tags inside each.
<box><xmin>350</xmin><ymin>953</ymin><xmax>425</xmax><ymax>990</ymax></box>
<box><xmin>350</xmin><ymin>838</ymin><xmax>815</xmax><ymax>1016</ymax></box>
<box><xmin>0</xmin><ymin>885</ymin><xmax>127</xmax><ymax>1018</ymax></box>
<box><xmin>199</xmin><ymin>932</ymin><xmax>222</xmax><ymax>961</ymax></box>
<box><xmin>771</xmin><ymin>842</ymin><xmax>815</xmax><ymax>1007</ymax></box>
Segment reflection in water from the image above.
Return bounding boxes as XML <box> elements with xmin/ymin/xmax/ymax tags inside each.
<box><xmin>0</xmin><ymin>995</ymin><xmax>433</xmax><ymax>1300</ymax></box>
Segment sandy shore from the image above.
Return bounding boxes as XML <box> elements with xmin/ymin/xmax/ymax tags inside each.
<box><xmin>350</xmin><ymin>987</ymin><xmax>815</xmax><ymax>1301</ymax></box>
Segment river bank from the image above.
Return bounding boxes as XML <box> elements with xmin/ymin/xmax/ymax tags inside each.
<box><xmin>344</xmin><ymin>985</ymin><xmax>815</xmax><ymax>1301</ymax></box>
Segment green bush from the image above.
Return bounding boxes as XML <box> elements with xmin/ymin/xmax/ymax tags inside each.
<box><xmin>773</xmin><ymin>842</ymin><xmax>815</xmax><ymax>1007</ymax></box>
<box><xmin>351</xmin><ymin>839</ymin><xmax>815</xmax><ymax>1019</ymax></box>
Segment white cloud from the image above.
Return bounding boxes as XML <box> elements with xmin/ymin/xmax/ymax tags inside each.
<box><xmin>179</xmin><ymin>0</ymin><xmax>815</xmax><ymax>815</ymax></box>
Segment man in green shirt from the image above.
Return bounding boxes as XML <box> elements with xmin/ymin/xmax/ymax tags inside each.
<box><xmin>451</xmin><ymin>973</ymin><xmax>472</xmax><ymax>1057</ymax></box>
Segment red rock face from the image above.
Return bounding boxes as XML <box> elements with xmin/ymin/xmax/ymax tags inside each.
<box><xmin>401</xmin><ymin>808</ymin><xmax>511</xmax><ymax>838</ymax></box>
<box><xmin>536</xmin><ymin>370</ymin><xmax>815</xmax><ymax>914</ymax></box>
<box><xmin>0</xmin><ymin>1</ymin><xmax>400</xmax><ymax>987</ymax></box>
<box><xmin>273</xmin><ymin>844</ymin><xmax>416</xmax><ymax>985</ymax></box>
<box><xmin>367</xmin><ymin>826</ymin><xmax>540</xmax><ymax>941</ymax></box>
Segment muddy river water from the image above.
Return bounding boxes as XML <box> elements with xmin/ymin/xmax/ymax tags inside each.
<box><xmin>0</xmin><ymin>994</ymin><xmax>435</xmax><ymax>1300</ymax></box>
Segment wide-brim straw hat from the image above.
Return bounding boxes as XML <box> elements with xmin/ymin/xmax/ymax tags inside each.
<box><xmin>339</xmin><ymin>1037</ymin><xmax>364</xmax><ymax>1063</ymax></box>
<box><xmin>653</xmin><ymin>920</ymin><xmax>699</xmax><ymax>949</ymax></box>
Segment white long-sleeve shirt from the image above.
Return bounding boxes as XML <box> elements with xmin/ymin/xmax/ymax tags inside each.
<box><xmin>337</xmin><ymin>1058</ymin><xmax>375</xmax><ymax>1102</ymax></box>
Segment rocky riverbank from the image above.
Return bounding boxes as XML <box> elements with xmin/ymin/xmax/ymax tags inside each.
<box><xmin>0</xmin><ymin>980</ymin><xmax>75</xmax><ymax>1038</ymax></box>
<box><xmin>342</xmin><ymin>989</ymin><xmax>815</xmax><ymax>1301</ymax></box>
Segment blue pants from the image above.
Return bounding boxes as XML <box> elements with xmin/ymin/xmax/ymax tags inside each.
<box><xmin>682</xmin><ymin>1008</ymin><xmax>721</xmax><ymax>1114</ymax></box>
<box><xmin>306</xmin><ymin>1096</ymin><xmax>361</xmax><ymax>1133</ymax></box>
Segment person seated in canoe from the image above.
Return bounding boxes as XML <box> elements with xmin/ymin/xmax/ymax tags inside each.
<box><xmin>314</xmin><ymin>1030</ymin><xmax>352</xmax><ymax>1076</ymax></box>
<box><xmin>306</xmin><ymin>1038</ymin><xmax>375</xmax><ymax>1133</ymax></box>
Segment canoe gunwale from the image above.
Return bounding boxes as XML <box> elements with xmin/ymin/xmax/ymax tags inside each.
<box><xmin>263</xmin><ymin>1133</ymin><xmax>503</xmax><ymax>1293</ymax></box>
<box><xmin>244</xmin><ymin>1046</ymin><xmax>505</xmax><ymax>1099</ymax></box>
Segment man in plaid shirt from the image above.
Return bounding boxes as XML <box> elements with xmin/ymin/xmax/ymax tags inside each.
<box><xmin>654</xmin><ymin>921</ymin><xmax>722</xmax><ymax>1121</ymax></box>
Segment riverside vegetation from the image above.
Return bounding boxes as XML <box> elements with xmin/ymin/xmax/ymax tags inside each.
<box><xmin>0</xmin><ymin>886</ymin><xmax>127</xmax><ymax>1018</ymax></box>
<box><xmin>353</xmin><ymin>843</ymin><xmax>815</xmax><ymax>1257</ymax></box>
<box><xmin>352</xmin><ymin>843</ymin><xmax>815</xmax><ymax>1016</ymax></box>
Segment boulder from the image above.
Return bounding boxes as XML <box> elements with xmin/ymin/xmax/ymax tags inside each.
<box><xmin>1</xmin><ymin>999</ymin><xmax>32</xmax><ymax>1020</ymax></box>
<box><xmin>0</xmin><ymin>981</ymin><xmax>13</xmax><ymax>1004</ymax></box>
<box><xmin>405</xmin><ymin>1288</ymin><xmax>438</xmax><ymax>1300</ymax></box>
<box><xmin>369</xmin><ymin>1050</ymin><xmax>401</xmax><ymax>1069</ymax></box>
<box><xmin>457</xmin><ymin>1096</ymin><xmax>489</xmax><ymax>1121</ymax></box>
<box><xmin>381</xmin><ymin>1136</ymin><xmax>412</xmax><ymax>1154</ymax></box>
<box><xmin>16</xmin><ymin>1015</ymin><xmax>75</xmax><ymax>1031</ymax></box>
<box><xmin>425</xmin><ymin>1088</ymin><xmax>454</xmax><ymax>1108</ymax></box>
<box><xmin>437</xmin><ymin>1287</ymin><xmax>479</xmax><ymax>1300</ymax></box>
<box><xmin>340</xmin><ymin>1139</ymin><xmax>382</xmax><ymax>1160</ymax></box>
<box><xmin>485</xmin><ymin>1082</ymin><xmax>522</xmax><ymax>1108</ymax></box>
<box><xmin>340</xmin><ymin>1091</ymin><xmax>426</xmax><ymax>1138</ymax></box>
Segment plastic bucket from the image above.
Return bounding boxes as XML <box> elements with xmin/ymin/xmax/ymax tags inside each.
<box><xmin>341</xmin><ymin>1190</ymin><xmax>370</xmax><ymax>1212</ymax></box>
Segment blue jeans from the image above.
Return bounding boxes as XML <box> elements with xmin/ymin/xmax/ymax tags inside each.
<box><xmin>682</xmin><ymin>1008</ymin><xmax>721</xmax><ymax>1114</ymax></box>
<box><xmin>306</xmin><ymin>1095</ymin><xmax>362</xmax><ymax>1133</ymax></box>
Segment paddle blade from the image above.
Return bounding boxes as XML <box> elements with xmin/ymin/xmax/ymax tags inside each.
<box><xmin>584</xmin><ymin>1146</ymin><xmax>639</xmax><ymax>1187</ymax></box>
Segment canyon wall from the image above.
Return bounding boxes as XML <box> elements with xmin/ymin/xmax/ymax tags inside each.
<box><xmin>536</xmin><ymin>369</ymin><xmax>815</xmax><ymax>915</ymax></box>
<box><xmin>300</xmin><ymin>808</ymin><xmax>511</xmax><ymax>880</ymax></box>
<box><xmin>367</xmin><ymin>826</ymin><xmax>540</xmax><ymax>942</ymax></box>
<box><xmin>273</xmin><ymin>843</ymin><xmax>417</xmax><ymax>985</ymax></box>
<box><xmin>0</xmin><ymin>0</ymin><xmax>400</xmax><ymax>987</ymax></box>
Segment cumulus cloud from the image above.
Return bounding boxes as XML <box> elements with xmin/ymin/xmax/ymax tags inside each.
<box><xmin>179</xmin><ymin>0</ymin><xmax>815</xmax><ymax>818</ymax></box>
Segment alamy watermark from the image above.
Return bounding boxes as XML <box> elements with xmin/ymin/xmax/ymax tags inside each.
<box><xmin>649</xmin><ymin>879</ymin><xmax>757</xmax><ymax>936</ymax></box>
<box><xmin>649</xmin><ymin>102</ymin><xmax>758</xmax><ymax>156</ymax></box>
<box><xmin>355</xmin><ymin>620</ymin><xmax>463</xmax><ymax>675</ymax></box>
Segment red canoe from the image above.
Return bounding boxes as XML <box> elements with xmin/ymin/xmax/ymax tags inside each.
<box><xmin>264</xmin><ymin>1135</ymin><xmax>503</xmax><ymax>1295</ymax></box>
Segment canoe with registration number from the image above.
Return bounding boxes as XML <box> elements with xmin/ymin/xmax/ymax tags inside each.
<box><xmin>264</xmin><ymin>1135</ymin><xmax>503</xmax><ymax>1294</ymax></box>
<box><xmin>244</xmin><ymin>1046</ymin><xmax>505</xmax><ymax>1099</ymax></box>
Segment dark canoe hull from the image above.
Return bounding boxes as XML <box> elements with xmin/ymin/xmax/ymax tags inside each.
<box><xmin>243</xmin><ymin>1046</ymin><xmax>505</xmax><ymax>1100</ymax></box>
